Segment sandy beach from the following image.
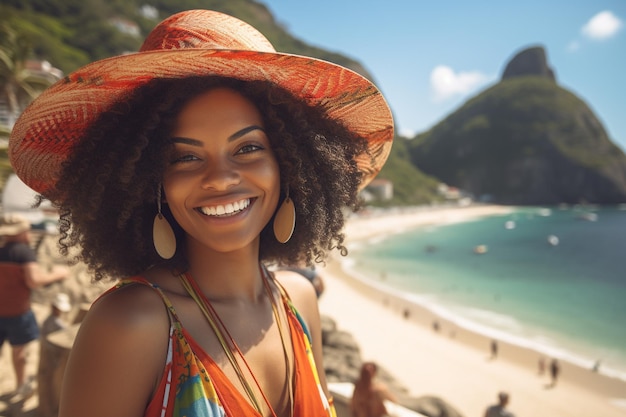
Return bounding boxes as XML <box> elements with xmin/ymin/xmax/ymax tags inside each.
<box><xmin>319</xmin><ymin>204</ymin><xmax>626</xmax><ymax>417</ymax></box>
<box><xmin>2</xmin><ymin>204</ymin><xmax>625</xmax><ymax>417</ymax></box>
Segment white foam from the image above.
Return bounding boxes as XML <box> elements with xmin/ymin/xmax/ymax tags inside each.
<box><xmin>341</xmin><ymin>258</ymin><xmax>626</xmax><ymax>384</ymax></box>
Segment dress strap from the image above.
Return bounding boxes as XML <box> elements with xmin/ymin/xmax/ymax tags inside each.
<box><xmin>99</xmin><ymin>276</ymin><xmax>183</xmax><ymax>325</ymax></box>
<box><xmin>263</xmin><ymin>266</ymin><xmax>313</xmax><ymax>345</ymax></box>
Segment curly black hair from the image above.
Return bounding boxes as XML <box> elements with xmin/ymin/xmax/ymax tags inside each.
<box><xmin>46</xmin><ymin>76</ymin><xmax>369</xmax><ymax>281</ymax></box>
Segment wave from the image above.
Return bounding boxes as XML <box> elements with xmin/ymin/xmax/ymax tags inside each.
<box><xmin>341</xmin><ymin>257</ymin><xmax>626</xmax><ymax>384</ymax></box>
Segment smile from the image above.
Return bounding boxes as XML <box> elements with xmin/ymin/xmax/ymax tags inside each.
<box><xmin>197</xmin><ymin>198</ymin><xmax>251</xmax><ymax>217</ymax></box>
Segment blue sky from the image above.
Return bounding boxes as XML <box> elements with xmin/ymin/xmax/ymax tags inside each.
<box><xmin>262</xmin><ymin>1</ymin><xmax>626</xmax><ymax>150</ymax></box>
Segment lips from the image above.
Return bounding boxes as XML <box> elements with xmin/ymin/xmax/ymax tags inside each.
<box><xmin>197</xmin><ymin>198</ymin><xmax>251</xmax><ymax>217</ymax></box>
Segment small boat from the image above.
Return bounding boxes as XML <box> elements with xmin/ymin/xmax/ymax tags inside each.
<box><xmin>504</xmin><ymin>220</ymin><xmax>516</xmax><ymax>230</ymax></box>
<box><xmin>547</xmin><ymin>235</ymin><xmax>559</xmax><ymax>246</ymax></box>
<box><xmin>575</xmin><ymin>212</ymin><xmax>598</xmax><ymax>222</ymax></box>
<box><xmin>473</xmin><ymin>244</ymin><xmax>488</xmax><ymax>254</ymax></box>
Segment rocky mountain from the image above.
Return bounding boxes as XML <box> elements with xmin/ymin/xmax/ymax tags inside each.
<box><xmin>406</xmin><ymin>46</ymin><xmax>626</xmax><ymax>205</ymax></box>
<box><xmin>4</xmin><ymin>2</ymin><xmax>625</xmax><ymax>206</ymax></box>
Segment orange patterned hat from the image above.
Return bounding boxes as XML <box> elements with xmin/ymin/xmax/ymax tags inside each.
<box><xmin>9</xmin><ymin>9</ymin><xmax>393</xmax><ymax>195</ymax></box>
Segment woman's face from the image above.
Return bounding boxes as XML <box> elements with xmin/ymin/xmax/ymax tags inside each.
<box><xmin>162</xmin><ymin>87</ymin><xmax>280</xmax><ymax>254</ymax></box>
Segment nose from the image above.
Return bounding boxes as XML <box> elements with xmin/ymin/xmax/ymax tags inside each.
<box><xmin>200</xmin><ymin>158</ymin><xmax>241</xmax><ymax>191</ymax></box>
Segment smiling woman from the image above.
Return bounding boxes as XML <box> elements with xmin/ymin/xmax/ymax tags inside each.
<box><xmin>8</xmin><ymin>9</ymin><xmax>393</xmax><ymax>417</ymax></box>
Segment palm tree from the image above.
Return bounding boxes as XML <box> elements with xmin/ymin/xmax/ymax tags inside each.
<box><xmin>0</xmin><ymin>22</ymin><xmax>58</xmax><ymax>129</ymax></box>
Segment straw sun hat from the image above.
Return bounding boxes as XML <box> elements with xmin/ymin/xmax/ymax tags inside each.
<box><xmin>9</xmin><ymin>9</ymin><xmax>394</xmax><ymax>196</ymax></box>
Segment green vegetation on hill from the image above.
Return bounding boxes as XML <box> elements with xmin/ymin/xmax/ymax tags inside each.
<box><xmin>409</xmin><ymin>75</ymin><xmax>626</xmax><ymax>204</ymax></box>
<box><xmin>1</xmin><ymin>0</ymin><xmax>436</xmax><ymax>204</ymax></box>
<box><xmin>0</xmin><ymin>0</ymin><xmax>371</xmax><ymax>78</ymax></box>
<box><xmin>4</xmin><ymin>5</ymin><xmax>624</xmax><ymax>205</ymax></box>
<box><xmin>375</xmin><ymin>137</ymin><xmax>442</xmax><ymax>206</ymax></box>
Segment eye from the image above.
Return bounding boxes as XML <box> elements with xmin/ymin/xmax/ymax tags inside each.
<box><xmin>170</xmin><ymin>153</ymin><xmax>200</xmax><ymax>164</ymax></box>
<box><xmin>236</xmin><ymin>143</ymin><xmax>264</xmax><ymax>155</ymax></box>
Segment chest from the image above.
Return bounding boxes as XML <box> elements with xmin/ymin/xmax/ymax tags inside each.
<box><xmin>170</xmin><ymin>294</ymin><xmax>295</xmax><ymax>416</ymax></box>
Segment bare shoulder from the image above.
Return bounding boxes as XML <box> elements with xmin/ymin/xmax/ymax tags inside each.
<box><xmin>76</xmin><ymin>281</ymin><xmax>171</xmax><ymax>365</ymax></box>
<box><xmin>273</xmin><ymin>269</ymin><xmax>319</xmax><ymax>324</ymax></box>
<box><xmin>86</xmin><ymin>281</ymin><xmax>169</xmax><ymax>331</ymax></box>
<box><xmin>60</xmin><ymin>281</ymin><xmax>170</xmax><ymax>417</ymax></box>
<box><xmin>273</xmin><ymin>269</ymin><xmax>317</xmax><ymax>303</ymax></box>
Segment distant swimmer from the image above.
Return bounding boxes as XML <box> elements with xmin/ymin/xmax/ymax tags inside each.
<box><xmin>592</xmin><ymin>359</ymin><xmax>601</xmax><ymax>372</ymax></box>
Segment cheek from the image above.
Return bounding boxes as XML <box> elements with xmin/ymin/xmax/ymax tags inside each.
<box><xmin>161</xmin><ymin>176</ymin><xmax>188</xmax><ymax>215</ymax></box>
<box><xmin>264</xmin><ymin>160</ymin><xmax>281</xmax><ymax>207</ymax></box>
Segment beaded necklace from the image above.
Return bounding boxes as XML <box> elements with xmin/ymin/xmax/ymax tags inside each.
<box><xmin>179</xmin><ymin>266</ymin><xmax>293</xmax><ymax>417</ymax></box>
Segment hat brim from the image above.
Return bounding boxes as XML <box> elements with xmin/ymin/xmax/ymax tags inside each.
<box><xmin>10</xmin><ymin>49</ymin><xmax>393</xmax><ymax>195</ymax></box>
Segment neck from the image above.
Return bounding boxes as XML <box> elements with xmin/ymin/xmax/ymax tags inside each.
<box><xmin>184</xmin><ymin>240</ymin><xmax>266</xmax><ymax>303</ymax></box>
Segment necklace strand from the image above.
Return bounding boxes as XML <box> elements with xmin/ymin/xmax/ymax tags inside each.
<box><xmin>179</xmin><ymin>266</ymin><xmax>293</xmax><ymax>417</ymax></box>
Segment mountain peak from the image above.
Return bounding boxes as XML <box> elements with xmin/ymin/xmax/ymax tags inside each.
<box><xmin>502</xmin><ymin>45</ymin><xmax>556</xmax><ymax>82</ymax></box>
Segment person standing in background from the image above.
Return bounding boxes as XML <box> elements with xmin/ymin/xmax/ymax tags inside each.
<box><xmin>38</xmin><ymin>292</ymin><xmax>72</xmax><ymax>417</ymax></box>
<box><xmin>549</xmin><ymin>358</ymin><xmax>560</xmax><ymax>387</ymax></box>
<box><xmin>351</xmin><ymin>362</ymin><xmax>398</xmax><ymax>417</ymax></box>
<box><xmin>0</xmin><ymin>214</ymin><xmax>69</xmax><ymax>398</ymax></box>
<box><xmin>484</xmin><ymin>392</ymin><xmax>515</xmax><ymax>417</ymax></box>
<box><xmin>40</xmin><ymin>292</ymin><xmax>72</xmax><ymax>338</ymax></box>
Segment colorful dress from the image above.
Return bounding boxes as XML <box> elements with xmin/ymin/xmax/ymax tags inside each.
<box><xmin>102</xmin><ymin>276</ymin><xmax>335</xmax><ymax>417</ymax></box>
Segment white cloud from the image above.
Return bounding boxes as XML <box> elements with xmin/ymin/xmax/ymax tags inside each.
<box><xmin>582</xmin><ymin>10</ymin><xmax>623</xmax><ymax>40</ymax></box>
<box><xmin>430</xmin><ymin>65</ymin><xmax>489</xmax><ymax>102</ymax></box>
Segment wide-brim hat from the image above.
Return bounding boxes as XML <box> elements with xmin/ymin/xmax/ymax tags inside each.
<box><xmin>9</xmin><ymin>9</ymin><xmax>393</xmax><ymax>196</ymax></box>
<box><xmin>0</xmin><ymin>213</ymin><xmax>31</xmax><ymax>236</ymax></box>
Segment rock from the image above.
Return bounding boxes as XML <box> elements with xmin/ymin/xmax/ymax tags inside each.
<box><xmin>502</xmin><ymin>45</ymin><xmax>556</xmax><ymax>82</ymax></box>
<box><xmin>400</xmin><ymin>395</ymin><xmax>465</xmax><ymax>417</ymax></box>
<box><xmin>320</xmin><ymin>315</ymin><xmax>460</xmax><ymax>415</ymax></box>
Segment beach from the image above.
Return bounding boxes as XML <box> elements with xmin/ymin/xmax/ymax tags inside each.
<box><xmin>319</xmin><ymin>204</ymin><xmax>626</xmax><ymax>417</ymax></box>
<box><xmin>2</xmin><ymin>204</ymin><xmax>625</xmax><ymax>417</ymax></box>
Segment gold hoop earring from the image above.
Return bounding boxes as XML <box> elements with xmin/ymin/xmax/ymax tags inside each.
<box><xmin>153</xmin><ymin>186</ymin><xmax>176</xmax><ymax>259</ymax></box>
<box><xmin>273</xmin><ymin>191</ymin><xmax>296</xmax><ymax>244</ymax></box>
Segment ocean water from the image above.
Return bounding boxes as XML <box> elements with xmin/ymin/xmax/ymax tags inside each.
<box><xmin>347</xmin><ymin>205</ymin><xmax>626</xmax><ymax>382</ymax></box>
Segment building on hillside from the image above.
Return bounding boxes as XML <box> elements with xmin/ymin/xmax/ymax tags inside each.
<box><xmin>109</xmin><ymin>17</ymin><xmax>141</xmax><ymax>37</ymax></box>
<box><xmin>0</xmin><ymin>60</ymin><xmax>63</xmax><ymax>134</ymax></box>
<box><xmin>361</xmin><ymin>178</ymin><xmax>393</xmax><ymax>202</ymax></box>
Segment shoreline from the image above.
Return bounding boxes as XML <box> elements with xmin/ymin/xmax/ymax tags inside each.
<box><xmin>319</xmin><ymin>204</ymin><xmax>626</xmax><ymax>417</ymax></box>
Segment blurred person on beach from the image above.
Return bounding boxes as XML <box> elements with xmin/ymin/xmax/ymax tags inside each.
<box><xmin>38</xmin><ymin>292</ymin><xmax>72</xmax><ymax>416</ymax></box>
<box><xmin>490</xmin><ymin>339</ymin><xmax>499</xmax><ymax>360</ymax></box>
<box><xmin>0</xmin><ymin>213</ymin><xmax>69</xmax><ymax>399</ymax></box>
<box><xmin>592</xmin><ymin>359</ymin><xmax>601</xmax><ymax>372</ymax></box>
<box><xmin>351</xmin><ymin>362</ymin><xmax>398</xmax><ymax>417</ymax></box>
<box><xmin>549</xmin><ymin>358</ymin><xmax>560</xmax><ymax>387</ymax></box>
<box><xmin>40</xmin><ymin>292</ymin><xmax>72</xmax><ymax>337</ymax></box>
<box><xmin>484</xmin><ymin>392</ymin><xmax>515</xmax><ymax>417</ymax></box>
<box><xmin>8</xmin><ymin>9</ymin><xmax>393</xmax><ymax>417</ymax></box>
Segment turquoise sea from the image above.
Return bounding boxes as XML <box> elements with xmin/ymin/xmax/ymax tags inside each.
<box><xmin>347</xmin><ymin>205</ymin><xmax>626</xmax><ymax>383</ymax></box>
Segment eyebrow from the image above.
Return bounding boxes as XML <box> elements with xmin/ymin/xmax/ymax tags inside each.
<box><xmin>171</xmin><ymin>125</ymin><xmax>265</xmax><ymax>146</ymax></box>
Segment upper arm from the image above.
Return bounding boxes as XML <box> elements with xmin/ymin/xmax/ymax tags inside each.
<box><xmin>59</xmin><ymin>284</ymin><xmax>170</xmax><ymax>417</ymax></box>
<box><xmin>22</xmin><ymin>262</ymin><xmax>39</xmax><ymax>289</ymax></box>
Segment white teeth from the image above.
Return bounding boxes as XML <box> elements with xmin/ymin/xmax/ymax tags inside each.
<box><xmin>200</xmin><ymin>199</ymin><xmax>250</xmax><ymax>217</ymax></box>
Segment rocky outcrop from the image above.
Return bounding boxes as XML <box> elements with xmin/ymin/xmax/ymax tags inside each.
<box><xmin>408</xmin><ymin>45</ymin><xmax>626</xmax><ymax>205</ymax></box>
<box><xmin>321</xmin><ymin>315</ymin><xmax>465</xmax><ymax>417</ymax></box>
<box><xmin>502</xmin><ymin>45</ymin><xmax>556</xmax><ymax>82</ymax></box>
